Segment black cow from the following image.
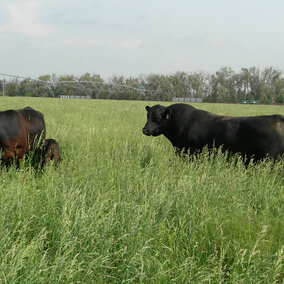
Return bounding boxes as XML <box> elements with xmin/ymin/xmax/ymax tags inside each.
<box><xmin>41</xmin><ymin>138</ymin><xmax>61</xmax><ymax>168</ymax></box>
<box><xmin>142</xmin><ymin>103</ymin><xmax>284</xmax><ymax>164</ymax></box>
<box><xmin>0</xmin><ymin>106</ymin><xmax>46</xmax><ymax>166</ymax></box>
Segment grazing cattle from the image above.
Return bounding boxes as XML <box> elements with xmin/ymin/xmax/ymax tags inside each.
<box><xmin>142</xmin><ymin>103</ymin><xmax>284</xmax><ymax>164</ymax></box>
<box><xmin>0</xmin><ymin>106</ymin><xmax>46</xmax><ymax>166</ymax></box>
<box><xmin>41</xmin><ymin>138</ymin><xmax>61</xmax><ymax>168</ymax></box>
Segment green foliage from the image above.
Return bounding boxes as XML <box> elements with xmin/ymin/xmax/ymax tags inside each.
<box><xmin>0</xmin><ymin>97</ymin><xmax>283</xmax><ymax>283</ymax></box>
<box><xmin>2</xmin><ymin>66</ymin><xmax>284</xmax><ymax>103</ymax></box>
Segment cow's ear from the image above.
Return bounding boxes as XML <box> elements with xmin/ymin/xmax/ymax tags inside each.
<box><xmin>165</xmin><ymin>108</ymin><xmax>172</xmax><ymax>120</ymax></box>
<box><xmin>145</xmin><ymin>106</ymin><xmax>150</xmax><ymax>112</ymax></box>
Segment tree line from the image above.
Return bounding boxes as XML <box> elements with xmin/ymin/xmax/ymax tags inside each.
<box><xmin>1</xmin><ymin>66</ymin><xmax>284</xmax><ymax>104</ymax></box>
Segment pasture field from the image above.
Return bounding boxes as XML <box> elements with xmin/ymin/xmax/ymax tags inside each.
<box><xmin>0</xmin><ymin>97</ymin><xmax>283</xmax><ymax>283</ymax></box>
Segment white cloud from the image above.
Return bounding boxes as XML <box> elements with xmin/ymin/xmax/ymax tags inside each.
<box><xmin>5</xmin><ymin>1</ymin><xmax>55</xmax><ymax>38</ymax></box>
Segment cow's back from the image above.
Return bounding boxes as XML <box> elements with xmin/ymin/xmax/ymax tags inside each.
<box><xmin>233</xmin><ymin>114</ymin><xmax>284</xmax><ymax>160</ymax></box>
<box><xmin>17</xmin><ymin>107</ymin><xmax>46</xmax><ymax>149</ymax></box>
<box><xmin>0</xmin><ymin>110</ymin><xmax>25</xmax><ymax>144</ymax></box>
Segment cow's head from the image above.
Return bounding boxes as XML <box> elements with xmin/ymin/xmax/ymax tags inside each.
<box><xmin>142</xmin><ymin>105</ymin><xmax>172</xmax><ymax>136</ymax></box>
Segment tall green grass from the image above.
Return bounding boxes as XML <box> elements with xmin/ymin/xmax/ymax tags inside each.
<box><xmin>0</xmin><ymin>97</ymin><xmax>283</xmax><ymax>283</ymax></box>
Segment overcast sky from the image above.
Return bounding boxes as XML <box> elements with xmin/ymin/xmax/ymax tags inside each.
<box><xmin>1</xmin><ymin>0</ymin><xmax>284</xmax><ymax>79</ymax></box>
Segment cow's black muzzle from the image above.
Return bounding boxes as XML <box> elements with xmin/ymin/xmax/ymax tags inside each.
<box><xmin>142</xmin><ymin>127</ymin><xmax>150</xmax><ymax>136</ymax></box>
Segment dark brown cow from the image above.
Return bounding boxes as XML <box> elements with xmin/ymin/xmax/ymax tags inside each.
<box><xmin>0</xmin><ymin>106</ymin><xmax>46</xmax><ymax>166</ymax></box>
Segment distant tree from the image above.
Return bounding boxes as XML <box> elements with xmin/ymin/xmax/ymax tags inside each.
<box><xmin>5</xmin><ymin>79</ymin><xmax>20</xmax><ymax>97</ymax></box>
<box><xmin>108</xmin><ymin>75</ymin><xmax>127</xmax><ymax>100</ymax></box>
<box><xmin>35</xmin><ymin>75</ymin><xmax>53</xmax><ymax>97</ymax></box>
<box><xmin>18</xmin><ymin>79</ymin><xmax>40</xmax><ymax>97</ymax></box>
<box><xmin>1</xmin><ymin>67</ymin><xmax>283</xmax><ymax>103</ymax></box>
<box><xmin>261</xmin><ymin>66</ymin><xmax>283</xmax><ymax>104</ymax></box>
<box><xmin>76</xmin><ymin>73</ymin><xmax>106</xmax><ymax>99</ymax></box>
<box><xmin>53</xmin><ymin>74</ymin><xmax>76</xmax><ymax>97</ymax></box>
<box><xmin>145</xmin><ymin>73</ymin><xmax>173</xmax><ymax>101</ymax></box>
<box><xmin>169</xmin><ymin>72</ymin><xmax>189</xmax><ymax>99</ymax></box>
<box><xmin>38</xmin><ymin>75</ymin><xmax>51</xmax><ymax>82</ymax></box>
<box><xmin>188</xmin><ymin>71</ymin><xmax>209</xmax><ymax>100</ymax></box>
<box><xmin>275</xmin><ymin>78</ymin><xmax>284</xmax><ymax>103</ymax></box>
<box><xmin>208</xmin><ymin>67</ymin><xmax>236</xmax><ymax>102</ymax></box>
<box><xmin>124</xmin><ymin>77</ymin><xmax>146</xmax><ymax>100</ymax></box>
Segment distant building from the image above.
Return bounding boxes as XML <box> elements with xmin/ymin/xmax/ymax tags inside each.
<box><xmin>173</xmin><ymin>97</ymin><xmax>203</xmax><ymax>103</ymax></box>
<box><xmin>60</xmin><ymin>95</ymin><xmax>91</xmax><ymax>99</ymax></box>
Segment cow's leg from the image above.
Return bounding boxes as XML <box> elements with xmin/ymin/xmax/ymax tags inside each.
<box><xmin>1</xmin><ymin>143</ymin><xmax>27</xmax><ymax>168</ymax></box>
<box><xmin>1</xmin><ymin>147</ymin><xmax>16</xmax><ymax>167</ymax></box>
